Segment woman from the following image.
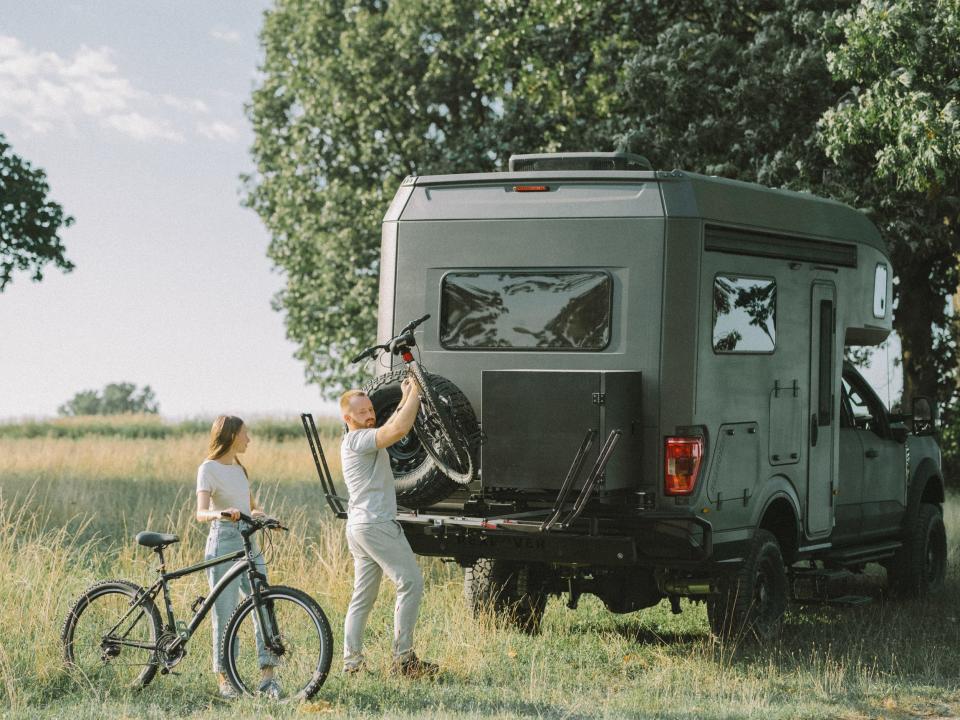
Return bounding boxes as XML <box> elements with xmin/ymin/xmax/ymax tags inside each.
<box><xmin>196</xmin><ymin>415</ymin><xmax>279</xmax><ymax>700</ymax></box>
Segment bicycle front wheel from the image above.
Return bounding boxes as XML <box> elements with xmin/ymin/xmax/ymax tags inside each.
<box><xmin>61</xmin><ymin>579</ymin><xmax>162</xmax><ymax>692</ymax></box>
<box><xmin>414</xmin><ymin>373</ymin><xmax>477</xmax><ymax>485</ymax></box>
<box><xmin>221</xmin><ymin>585</ymin><xmax>332</xmax><ymax>701</ymax></box>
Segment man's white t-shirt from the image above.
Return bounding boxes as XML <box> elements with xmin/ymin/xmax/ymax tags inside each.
<box><xmin>340</xmin><ymin>429</ymin><xmax>397</xmax><ymax>526</ymax></box>
<box><xmin>196</xmin><ymin>459</ymin><xmax>252</xmax><ymax>514</ymax></box>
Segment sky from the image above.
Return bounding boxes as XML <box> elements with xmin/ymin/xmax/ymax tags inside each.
<box><xmin>0</xmin><ymin>2</ymin><xmax>903</xmax><ymax>420</ymax></box>
<box><xmin>0</xmin><ymin>1</ymin><xmax>339</xmax><ymax>420</ymax></box>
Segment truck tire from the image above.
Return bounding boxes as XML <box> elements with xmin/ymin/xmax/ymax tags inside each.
<box><xmin>363</xmin><ymin>371</ymin><xmax>480</xmax><ymax>508</ymax></box>
<box><xmin>886</xmin><ymin>503</ymin><xmax>946</xmax><ymax>599</ymax></box>
<box><xmin>464</xmin><ymin>559</ymin><xmax>548</xmax><ymax>634</ymax></box>
<box><xmin>707</xmin><ymin>529</ymin><xmax>787</xmax><ymax>641</ymax></box>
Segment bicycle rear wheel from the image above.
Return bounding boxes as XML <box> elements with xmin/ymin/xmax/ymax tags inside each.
<box><xmin>221</xmin><ymin>585</ymin><xmax>332</xmax><ymax>702</ymax></box>
<box><xmin>61</xmin><ymin>579</ymin><xmax>161</xmax><ymax>692</ymax></box>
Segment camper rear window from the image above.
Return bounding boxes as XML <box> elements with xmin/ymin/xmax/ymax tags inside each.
<box><xmin>712</xmin><ymin>274</ymin><xmax>776</xmax><ymax>353</ymax></box>
<box><xmin>440</xmin><ymin>271</ymin><xmax>612</xmax><ymax>350</ymax></box>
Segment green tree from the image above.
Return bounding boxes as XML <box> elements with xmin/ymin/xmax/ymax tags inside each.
<box><xmin>820</xmin><ymin>0</ymin><xmax>960</xmax><ymax>406</ymax></box>
<box><xmin>245</xmin><ymin>0</ymin><xmax>494</xmax><ymax>395</ymax></box>
<box><xmin>58</xmin><ymin>383</ymin><xmax>159</xmax><ymax>416</ymax></box>
<box><xmin>248</xmin><ymin>0</ymin><xmax>957</xmax><ymax>412</ymax></box>
<box><xmin>0</xmin><ymin>133</ymin><xmax>74</xmax><ymax>291</ymax></box>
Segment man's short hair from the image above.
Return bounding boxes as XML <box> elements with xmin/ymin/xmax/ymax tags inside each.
<box><xmin>339</xmin><ymin>389</ymin><xmax>367</xmax><ymax>414</ymax></box>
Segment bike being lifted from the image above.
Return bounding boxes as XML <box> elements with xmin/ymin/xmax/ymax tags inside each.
<box><xmin>352</xmin><ymin>314</ymin><xmax>480</xmax><ymax>508</ymax></box>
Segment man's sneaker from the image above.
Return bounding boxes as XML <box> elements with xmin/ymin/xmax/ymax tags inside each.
<box><xmin>391</xmin><ymin>652</ymin><xmax>439</xmax><ymax>679</ymax></box>
<box><xmin>218</xmin><ymin>678</ymin><xmax>239</xmax><ymax>699</ymax></box>
<box><xmin>257</xmin><ymin>677</ymin><xmax>282</xmax><ymax>700</ymax></box>
<box><xmin>342</xmin><ymin>659</ymin><xmax>367</xmax><ymax>676</ymax></box>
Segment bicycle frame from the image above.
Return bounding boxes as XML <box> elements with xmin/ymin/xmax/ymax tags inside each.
<box><xmin>102</xmin><ymin>531</ymin><xmax>278</xmax><ymax>660</ymax></box>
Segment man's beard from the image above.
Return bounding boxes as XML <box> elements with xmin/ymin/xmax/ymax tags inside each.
<box><xmin>365</xmin><ymin>418</ymin><xmax>376</xmax><ymax>428</ymax></box>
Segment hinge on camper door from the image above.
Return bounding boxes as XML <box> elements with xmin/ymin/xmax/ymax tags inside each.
<box><xmin>592</xmin><ymin>392</ymin><xmax>606</xmax><ymax>406</ymax></box>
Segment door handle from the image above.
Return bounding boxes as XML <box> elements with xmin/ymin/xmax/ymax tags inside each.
<box><xmin>865</xmin><ymin>448</ymin><xmax>879</xmax><ymax>459</ymax></box>
<box><xmin>810</xmin><ymin>413</ymin><xmax>819</xmax><ymax>447</ymax></box>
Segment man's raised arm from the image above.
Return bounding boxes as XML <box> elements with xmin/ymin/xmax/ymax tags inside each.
<box><xmin>375</xmin><ymin>377</ymin><xmax>421</xmax><ymax>449</ymax></box>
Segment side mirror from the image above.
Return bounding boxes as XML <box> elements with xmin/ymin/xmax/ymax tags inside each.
<box><xmin>911</xmin><ymin>396</ymin><xmax>936</xmax><ymax>435</ymax></box>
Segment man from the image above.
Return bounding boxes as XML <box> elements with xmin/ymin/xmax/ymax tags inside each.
<box><xmin>339</xmin><ymin>378</ymin><xmax>438</xmax><ymax>678</ymax></box>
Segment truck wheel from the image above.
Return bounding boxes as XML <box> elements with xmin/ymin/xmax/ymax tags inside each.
<box><xmin>363</xmin><ymin>371</ymin><xmax>480</xmax><ymax>508</ymax></box>
<box><xmin>707</xmin><ymin>529</ymin><xmax>787</xmax><ymax>642</ymax></box>
<box><xmin>886</xmin><ymin>503</ymin><xmax>946</xmax><ymax>599</ymax></box>
<box><xmin>464</xmin><ymin>559</ymin><xmax>548</xmax><ymax>634</ymax></box>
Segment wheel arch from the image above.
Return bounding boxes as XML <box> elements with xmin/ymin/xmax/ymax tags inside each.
<box><xmin>750</xmin><ymin>476</ymin><xmax>802</xmax><ymax>564</ymax></box>
<box><xmin>905</xmin><ymin>457</ymin><xmax>945</xmax><ymax>527</ymax></box>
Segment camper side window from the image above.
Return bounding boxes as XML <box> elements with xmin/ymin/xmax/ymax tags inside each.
<box><xmin>712</xmin><ymin>275</ymin><xmax>776</xmax><ymax>354</ymax></box>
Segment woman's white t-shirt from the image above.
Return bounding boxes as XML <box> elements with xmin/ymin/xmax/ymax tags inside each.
<box><xmin>196</xmin><ymin>460</ymin><xmax>251</xmax><ymax>514</ymax></box>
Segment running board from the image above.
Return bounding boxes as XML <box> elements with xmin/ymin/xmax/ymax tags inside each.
<box><xmin>823</xmin><ymin>540</ymin><xmax>902</xmax><ymax>566</ymax></box>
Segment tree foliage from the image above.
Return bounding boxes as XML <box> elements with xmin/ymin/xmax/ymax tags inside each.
<box><xmin>58</xmin><ymin>382</ymin><xmax>159</xmax><ymax>417</ymax></box>
<box><xmin>248</xmin><ymin>0</ymin><xmax>960</xmax><ymax>412</ymax></box>
<box><xmin>0</xmin><ymin>133</ymin><xmax>74</xmax><ymax>292</ymax></box>
<box><xmin>820</xmin><ymin>0</ymin><xmax>960</xmax><ymax>405</ymax></box>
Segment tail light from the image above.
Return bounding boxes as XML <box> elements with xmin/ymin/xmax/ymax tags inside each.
<box><xmin>664</xmin><ymin>436</ymin><xmax>703</xmax><ymax>496</ymax></box>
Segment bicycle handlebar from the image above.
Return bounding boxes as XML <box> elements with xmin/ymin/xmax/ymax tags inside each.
<box><xmin>222</xmin><ymin>510</ymin><xmax>288</xmax><ymax>532</ymax></box>
<box><xmin>350</xmin><ymin>314</ymin><xmax>432</xmax><ymax>364</ymax></box>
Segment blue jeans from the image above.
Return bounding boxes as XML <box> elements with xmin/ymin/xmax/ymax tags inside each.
<box><xmin>205</xmin><ymin>520</ymin><xmax>275</xmax><ymax>673</ymax></box>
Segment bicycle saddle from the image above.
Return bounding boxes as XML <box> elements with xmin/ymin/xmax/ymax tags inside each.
<box><xmin>135</xmin><ymin>531</ymin><xmax>180</xmax><ymax>548</ymax></box>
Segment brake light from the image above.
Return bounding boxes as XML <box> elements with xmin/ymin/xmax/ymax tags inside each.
<box><xmin>664</xmin><ymin>436</ymin><xmax>703</xmax><ymax>496</ymax></box>
<box><xmin>513</xmin><ymin>185</ymin><xmax>549</xmax><ymax>192</ymax></box>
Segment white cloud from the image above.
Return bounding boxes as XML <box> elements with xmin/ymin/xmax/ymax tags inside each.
<box><xmin>210</xmin><ymin>28</ymin><xmax>241</xmax><ymax>44</ymax></box>
<box><xmin>162</xmin><ymin>93</ymin><xmax>209</xmax><ymax>114</ymax></box>
<box><xmin>196</xmin><ymin>120</ymin><xmax>240</xmax><ymax>142</ymax></box>
<box><xmin>0</xmin><ymin>35</ymin><xmax>231</xmax><ymax>144</ymax></box>
<box><xmin>106</xmin><ymin>112</ymin><xmax>183</xmax><ymax>142</ymax></box>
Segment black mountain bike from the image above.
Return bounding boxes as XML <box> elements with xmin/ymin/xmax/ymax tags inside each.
<box><xmin>352</xmin><ymin>314</ymin><xmax>479</xmax><ymax>497</ymax></box>
<box><xmin>61</xmin><ymin>513</ymin><xmax>332</xmax><ymax>701</ymax></box>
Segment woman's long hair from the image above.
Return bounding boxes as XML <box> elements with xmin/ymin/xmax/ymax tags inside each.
<box><xmin>206</xmin><ymin>415</ymin><xmax>248</xmax><ymax>477</ymax></box>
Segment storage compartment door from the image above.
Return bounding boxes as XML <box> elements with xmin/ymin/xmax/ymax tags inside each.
<box><xmin>481</xmin><ymin>370</ymin><xmax>599</xmax><ymax>491</ymax></box>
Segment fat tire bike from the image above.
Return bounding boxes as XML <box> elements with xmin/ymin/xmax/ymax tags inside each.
<box><xmin>352</xmin><ymin>313</ymin><xmax>479</xmax><ymax>489</ymax></box>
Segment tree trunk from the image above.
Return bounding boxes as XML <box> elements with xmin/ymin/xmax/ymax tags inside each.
<box><xmin>892</xmin><ymin>248</ymin><xmax>943</xmax><ymax>409</ymax></box>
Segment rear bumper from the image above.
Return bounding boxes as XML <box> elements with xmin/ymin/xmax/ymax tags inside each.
<box><xmin>398</xmin><ymin>511</ymin><xmax>713</xmax><ymax>568</ymax></box>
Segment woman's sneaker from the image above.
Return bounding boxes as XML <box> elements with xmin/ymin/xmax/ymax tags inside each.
<box><xmin>257</xmin><ymin>677</ymin><xmax>282</xmax><ymax>700</ymax></box>
<box><xmin>342</xmin><ymin>658</ymin><xmax>367</xmax><ymax>675</ymax></box>
<box><xmin>218</xmin><ymin>678</ymin><xmax>239</xmax><ymax>699</ymax></box>
<box><xmin>391</xmin><ymin>652</ymin><xmax>439</xmax><ymax>679</ymax></box>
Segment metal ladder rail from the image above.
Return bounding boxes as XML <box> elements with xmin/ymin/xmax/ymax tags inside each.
<box><xmin>554</xmin><ymin>429</ymin><xmax>622</xmax><ymax>530</ymax></box>
<box><xmin>300</xmin><ymin>413</ymin><xmax>348</xmax><ymax>519</ymax></box>
<box><xmin>540</xmin><ymin>429</ymin><xmax>597</xmax><ymax>532</ymax></box>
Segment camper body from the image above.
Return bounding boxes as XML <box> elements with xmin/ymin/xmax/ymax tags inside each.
<box><xmin>373</xmin><ymin>155</ymin><xmax>944</xmax><ymax>629</ymax></box>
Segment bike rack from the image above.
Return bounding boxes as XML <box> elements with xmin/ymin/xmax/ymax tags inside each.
<box><xmin>301</xmin><ymin>413</ymin><xmax>348</xmax><ymax>519</ymax></box>
<box><xmin>542</xmin><ymin>429</ymin><xmax>622</xmax><ymax>531</ymax></box>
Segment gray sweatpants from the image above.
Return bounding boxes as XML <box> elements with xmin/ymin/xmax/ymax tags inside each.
<box><xmin>343</xmin><ymin>521</ymin><xmax>424</xmax><ymax>666</ymax></box>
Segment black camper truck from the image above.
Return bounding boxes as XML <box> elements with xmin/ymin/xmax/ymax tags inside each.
<box><xmin>315</xmin><ymin>153</ymin><xmax>946</xmax><ymax>637</ymax></box>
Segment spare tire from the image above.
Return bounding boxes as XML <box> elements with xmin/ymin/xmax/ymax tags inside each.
<box><xmin>362</xmin><ymin>371</ymin><xmax>480</xmax><ymax>508</ymax></box>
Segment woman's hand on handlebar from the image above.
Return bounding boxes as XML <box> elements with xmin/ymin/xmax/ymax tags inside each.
<box><xmin>222</xmin><ymin>510</ymin><xmax>288</xmax><ymax>531</ymax></box>
<box><xmin>219</xmin><ymin>508</ymin><xmax>242</xmax><ymax>522</ymax></box>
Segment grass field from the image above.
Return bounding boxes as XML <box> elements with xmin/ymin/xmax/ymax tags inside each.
<box><xmin>2</xmin><ymin>422</ymin><xmax>960</xmax><ymax>719</ymax></box>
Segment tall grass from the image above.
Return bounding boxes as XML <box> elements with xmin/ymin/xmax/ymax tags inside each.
<box><xmin>3</xmin><ymin>433</ymin><xmax>960</xmax><ymax>719</ymax></box>
<box><xmin>0</xmin><ymin>414</ymin><xmax>340</xmax><ymax>442</ymax></box>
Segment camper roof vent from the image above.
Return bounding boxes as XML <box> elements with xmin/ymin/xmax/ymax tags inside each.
<box><xmin>508</xmin><ymin>152</ymin><xmax>653</xmax><ymax>172</ymax></box>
